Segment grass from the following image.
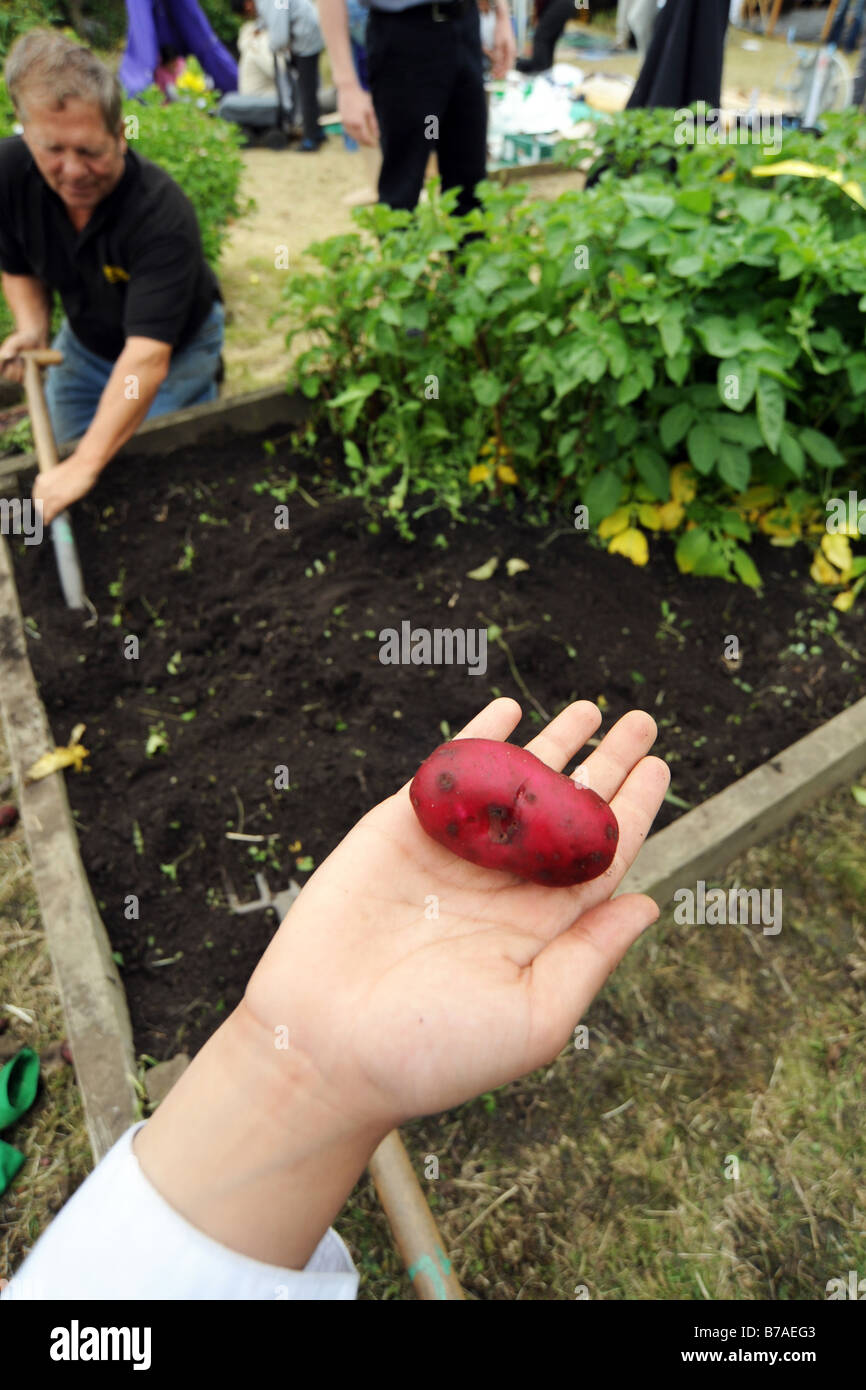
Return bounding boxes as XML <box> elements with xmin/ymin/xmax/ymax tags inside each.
<box><xmin>0</xmin><ymin>729</ymin><xmax>91</xmax><ymax>1287</ymax></box>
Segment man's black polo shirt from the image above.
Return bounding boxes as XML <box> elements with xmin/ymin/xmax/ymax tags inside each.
<box><xmin>0</xmin><ymin>135</ymin><xmax>221</xmax><ymax>361</ymax></box>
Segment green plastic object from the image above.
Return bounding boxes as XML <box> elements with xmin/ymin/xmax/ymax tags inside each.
<box><xmin>0</xmin><ymin>1047</ymin><xmax>41</xmax><ymax>1197</ymax></box>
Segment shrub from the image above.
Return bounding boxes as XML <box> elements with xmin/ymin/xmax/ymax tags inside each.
<box><xmin>122</xmin><ymin>86</ymin><xmax>250</xmax><ymax>267</ymax></box>
<box><xmin>280</xmin><ymin>109</ymin><xmax>866</xmax><ymax>601</ymax></box>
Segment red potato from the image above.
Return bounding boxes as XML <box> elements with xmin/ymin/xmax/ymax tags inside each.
<box><xmin>0</xmin><ymin>804</ymin><xmax>19</xmax><ymax>831</ymax></box>
<box><xmin>409</xmin><ymin>738</ymin><xmax>619</xmax><ymax>887</ymax></box>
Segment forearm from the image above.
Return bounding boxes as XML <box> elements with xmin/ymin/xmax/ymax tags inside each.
<box><xmin>74</xmin><ymin>339</ymin><xmax>168</xmax><ymax>473</ymax></box>
<box><xmin>494</xmin><ymin>0</ymin><xmax>511</xmax><ymax>18</ymax></box>
<box><xmin>1</xmin><ymin>273</ymin><xmax>51</xmax><ymax>339</ymax></box>
<box><xmin>132</xmin><ymin>998</ymin><xmax>388</xmax><ymax>1270</ymax></box>
<box><xmin>317</xmin><ymin>0</ymin><xmax>357</xmax><ymax>89</ymax></box>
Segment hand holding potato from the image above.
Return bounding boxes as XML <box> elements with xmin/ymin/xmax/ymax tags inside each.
<box><xmin>242</xmin><ymin>698</ymin><xmax>670</xmax><ymax>1137</ymax></box>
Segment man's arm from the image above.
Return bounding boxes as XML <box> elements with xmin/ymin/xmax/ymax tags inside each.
<box><xmin>317</xmin><ymin>0</ymin><xmax>379</xmax><ymax>143</ymax></box>
<box><xmin>0</xmin><ymin>273</ymin><xmax>52</xmax><ymax>384</ymax></box>
<box><xmin>31</xmin><ymin>335</ymin><xmax>171</xmax><ymax>524</ymax></box>
<box><xmin>491</xmin><ymin>0</ymin><xmax>516</xmax><ymax>79</ymax></box>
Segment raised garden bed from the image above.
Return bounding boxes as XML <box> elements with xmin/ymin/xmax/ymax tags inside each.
<box><xmin>5</xmin><ymin>418</ymin><xmax>865</xmax><ymax>1065</ymax></box>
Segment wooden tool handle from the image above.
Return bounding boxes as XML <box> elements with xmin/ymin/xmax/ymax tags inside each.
<box><xmin>21</xmin><ymin>351</ymin><xmax>62</xmax><ymax>473</ymax></box>
<box><xmin>19</xmin><ymin>348</ymin><xmax>64</xmax><ymax>368</ymax></box>
<box><xmin>368</xmin><ymin>1130</ymin><xmax>465</xmax><ymax>1300</ymax></box>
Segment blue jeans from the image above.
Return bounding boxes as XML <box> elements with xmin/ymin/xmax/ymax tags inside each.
<box><xmin>44</xmin><ymin>299</ymin><xmax>225</xmax><ymax>446</ymax></box>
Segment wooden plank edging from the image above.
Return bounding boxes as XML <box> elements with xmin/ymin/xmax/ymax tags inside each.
<box><xmin>0</xmin><ymin>535</ymin><xmax>139</xmax><ymax>1162</ymax></box>
<box><xmin>0</xmin><ymin>383</ymin><xmax>309</xmax><ymax>488</ymax></box>
<box><xmin>618</xmin><ymin>694</ymin><xmax>866</xmax><ymax>907</ymax></box>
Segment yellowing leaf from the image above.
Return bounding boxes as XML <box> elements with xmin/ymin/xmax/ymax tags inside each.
<box><xmin>751</xmin><ymin>160</ymin><xmax>866</xmax><ymax>207</ymax></box>
<box><xmin>638</xmin><ymin>504</ymin><xmax>664</xmax><ymax>532</ymax></box>
<box><xmin>496</xmin><ymin>463</ymin><xmax>518</xmax><ymax>485</ymax></box>
<box><xmin>288</xmin><ymin>839</ymin><xmax>302</xmax><ymax>853</ymax></box>
<box><xmin>821</xmin><ymin>532</ymin><xmax>853</xmax><ymax>578</ymax></box>
<box><xmin>506</xmin><ymin>557</ymin><xmax>529</xmax><ymax>576</ymax></box>
<box><xmin>718</xmin><ymin>169</ymin><xmax>735</xmax><ymax>183</ymax></box>
<box><xmin>608</xmin><ymin>527</ymin><xmax>649</xmax><ymax>567</ymax></box>
<box><xmin>841</xmin><ymin>179</ymin><xmax>866</xmax><ymax>210</ymax></box>
<box><xmin>24</xmin><ymin>742</ymin><xmax>89</xmax><ymax>784</ymax></box>
<box><xmin>657</xmin><ymin>500</ymin><xmax>686</xmax><ymax>531</ymax></box>
<box><xmin>752</xmin><ymin>158</ymin><xmax>832</xmax><ymax>180</ymax></box>
<box><xmin>810</xmin><ymin>551</ymin><xmax>844</xmax><ymax>587</ymax></box>
<box><xmin>467</xmin><ymin>556</ymin><xmax>499</xmax><ymax>581</ymax></box>
<box><xmin>736</xmin><ymin>485</ymin><xmax>775</xmax><ymax>511</ymax></box>
<box><xmin>469</xmin><ymin>464</ymin><xmax>490</xmax><ymax>484</ymax></box>
<box><xmin>833</xmin><ymin>589</ymin><xmax>856</xmax><ymax>612</ymax></box>
<box><xmin>598</xmin><ymin>506</ymin><xmax>632</xmax><ymax>541</ymax></box>
<box><xmin>759</xmin><ymin>509</ymin><xmax>799</xmax><ymax>538</ymax></box>
<box><xmin>597</xmin><ymin>693</ymin><xmax>609</xmax><ymax>710</ymax></box>
<box><xmin>670</xmin><ymin>463</ymin><xmax>697</xmax><ymax>505</ymax></box>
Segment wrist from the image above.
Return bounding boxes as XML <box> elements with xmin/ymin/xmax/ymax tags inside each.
<box><xmin>132</xmin><ymin>1000</ymin><xmax>388</xmax><ymax>1270</ymax></box>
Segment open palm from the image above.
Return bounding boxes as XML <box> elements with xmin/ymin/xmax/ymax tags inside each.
<box><xmin>243</xmin><ymin>698</ymin><xmax>670</xmax><ymax>1134</ymax></box>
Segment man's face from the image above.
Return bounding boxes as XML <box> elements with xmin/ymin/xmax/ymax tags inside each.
<box><xmin>21</xmin><ymin>98</ymin><xmax>127</xmax><ymax>214</ymax></box>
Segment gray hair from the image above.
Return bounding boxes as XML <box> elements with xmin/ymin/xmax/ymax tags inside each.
<box><xmin>4</xmin><ymin>29</ymin><xmax>124</xmax><ymax>135</ymax></box>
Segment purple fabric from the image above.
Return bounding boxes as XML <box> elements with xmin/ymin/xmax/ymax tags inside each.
<box><xmin>120</xmin><ymin>0</ymin><xmax>238</xmax><ymax>97</ymax></box>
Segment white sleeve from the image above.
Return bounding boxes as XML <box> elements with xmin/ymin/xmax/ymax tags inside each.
<box><xmin>0</xmin><ymin>1122</ymin><xmax>359</xmax><ymax>1301</ymax></box>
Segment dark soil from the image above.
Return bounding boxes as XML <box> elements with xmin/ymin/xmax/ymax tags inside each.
<box><xmin>6</xmin><ymin>428</ymin><xmax>864</xmax><ymax>1061</ymax></box>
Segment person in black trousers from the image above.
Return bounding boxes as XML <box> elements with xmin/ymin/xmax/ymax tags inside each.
<box><xmin>515</xmin><ymin>0</ymin><xmax>576</xmax><ymax>74</ymax></box>
<box><xmin>319</xmin><ymin>0</ymin><xmax>515</xmax><ymax>217</ymax></box>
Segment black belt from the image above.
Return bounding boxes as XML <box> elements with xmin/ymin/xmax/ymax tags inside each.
<box><xmin>372</xmin><ymin>0</ymin><xmax>474</xmax><ymax>21</ymax></box>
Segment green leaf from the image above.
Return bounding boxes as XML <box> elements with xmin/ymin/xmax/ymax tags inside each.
<box><xmin>717</xmin><ymin>358</ymin><xmax>758</xmax><ymax>412</ymax></box>
<box><xmin>344</xmin><ymin>439</ymin><xmax>364</xmax><ymax>471</ymax></box>
<box><xmin>697</xmin><ymin>316</ymin><xmax>741</xmax><ymax>358</ymax></box>
<box><xmin>584</xmin><ymin>470</ymin><xmax>624</xmax><ymax>524</ymax></box>
<box><xmin>617</xmin><ymin>374</ymin><xmax>644</xmax><ymax>406</ymax></box>
<box><xmin>676</xmin><ymin>187</ymin><xmax>713</xmax><ymax>216</ymax></box>
<box><xmin>714</xmin><ymin>412</ymin><xmax>762</xmax><ymax>448</ymax></box>
<box><xmin>687</xmin><ymin>423</ymin><xmax>717</xmax><ymax>475</ymax></box>
<box><xmin>675</xmin><ymin>527</ymin><xmax>711</xmax><ymax>574</ymax></box>
<box><xmin>509</xmin><ymin>310</ymin><xmax>545</xmax><ymax>334</ymax></box>
<box><xmin>799</xmin><ymin>428</ymin><xmax>844</xmax><ymax>470</ymax></box>
<box><xmin>617</xmin><ymin>219</ymin><xmax>656</xmax><ymax>250</ymax></box>
<box><xmin>717</xmin><ymin>442</ymin><xmax>751</xmax><ymax>494</ymax></box>
<box><xmin>756</xmin><ymin>376</ymin><xmax>786</xmax><ymax>454</ymax></box>
<box><xmin>470</xmin><ymin>373</ymin><xmax>505</xmax><ymax>407</ymax></box>
<box><xmin>851</xmin><ymin>785</ymin><xmax>866</xmax><ymax>807</ymax></box>
<box><xmin>731</xmin><ymin>547</ymin><xmax>762</xmax><ymax>589</ymax></box>
<box><xmin>693</xmin><ymin>542</ymin><xmax>733</xmax><ymax>579</ymax></box>
<box><xmin>660</xmin><ymin>402</ymin><xmax>693</xmax><ymax>451</ymax></box>
<box><xmin>621</xmin><ymin>191</ymin><xmax>676</xmax><ymax>219</ymax></box>
<box><xmin>846</xmin><ymin>352</ymin><xmax>866</xmax><ymax>396</ymax></box>
<box><xmin>659</xmin><ymin>309</ymin><xmax>685</xmax><ymax>358</ymax></box>
<box><xmin>669</xmin><ymin>252</ymin><xmax>703</xmax><ymax>278</ymax></box>
<box><xmin>720</xmin><ymin>511</ymin><xmax>750</xmax><ymax>541</ymax></box>
<box><xmin>737</xmin><ymin>190</ymin><xmax>772</xmax><ymax>224</ymax></box>
<box><xmin>633</xmin><ymin>446</ymin><xmax>669</xmax><ymax>501</ymax></box>
<box><xmin>446</xmin><ymin>315</ymin><xmax>476</xmax><ymax>347</ymax></box>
